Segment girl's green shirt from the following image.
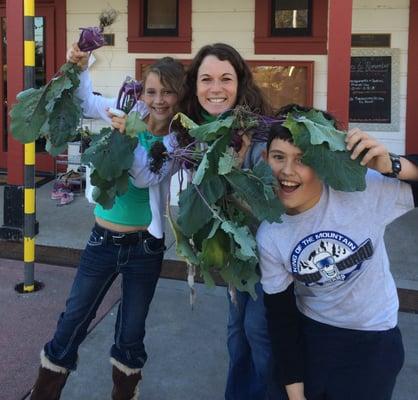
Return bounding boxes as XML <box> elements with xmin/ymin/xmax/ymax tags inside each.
<box><xmin>94</xmin><ymin>130</ymin><xmax>163</xmax><ymax>226</ymax></box>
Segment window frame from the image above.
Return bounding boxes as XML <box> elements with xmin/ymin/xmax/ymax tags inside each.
<box><xmin>128</xmin><ymin>0</ymin><xmax>191</xmax><ymax>53</ymax></box>
<box><xmin>254</xmin><ymin>0</ymin><xmax>328</xmax><ymax>55</ymax></box>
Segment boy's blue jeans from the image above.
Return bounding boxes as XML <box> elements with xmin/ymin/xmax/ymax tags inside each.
<box><xmin>44</xmin><ymin>226</ymin><xmax>164</xmax><ymax>370</ymax></box>
<box><xmin>225</xmin><ymin>282</ymin><xmax>286</xmax><ymax>400</ymax></box>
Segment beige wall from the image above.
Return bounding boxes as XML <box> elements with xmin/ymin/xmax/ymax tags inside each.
<box><xmin>67</xmin><ymin>0</ymin><xmax>410</xmax><ymax>152</ymax></box>
<box><xmin>66</xmin><ymin>0</ymin><xmax>327</xmax><ymax>109</ymax></box>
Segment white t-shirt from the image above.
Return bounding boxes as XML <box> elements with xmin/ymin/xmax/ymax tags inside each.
<box><xmin>257</xmin><ymin>170</ymin><xmax>414</xmax><ymax>331</ymax></box>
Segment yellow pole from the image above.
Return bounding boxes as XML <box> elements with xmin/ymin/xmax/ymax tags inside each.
<box><xmin>23</xmin><ymin>0</ymin><xmax>36</xmax><ymax>292</ymax></box>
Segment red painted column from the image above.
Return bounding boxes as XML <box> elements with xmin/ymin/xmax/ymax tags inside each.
<box><xmin>327</xmin><ymin>0</ymin><xmax>353</xmax><ymax>129</ymax></box>
<box><xmin>6</xmin><ymin>0</ymin><xmax>24</xmax><ymax>184</ymax></box>
<box><xmin>406</xmin><ymin>0</ymin><xmax>418</xmax><ymax>153</ymax></box>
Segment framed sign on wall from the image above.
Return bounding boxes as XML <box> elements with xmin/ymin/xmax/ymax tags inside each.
<box><xmin>349</xmin><ymin>48</ymin><xmax>400</xmax><ymax>131</ymax></box>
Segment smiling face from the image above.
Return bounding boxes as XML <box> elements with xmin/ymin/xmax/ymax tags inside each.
<box><xmin>142</xmin><ymin>72</ymin><xmax>178</xmax><ymax>124</ymax></box>
<box><xmin>267</xmin><ymin>138</ymin><xmax>323</xmax><ymax>215</ymax></box>
<box><xmin>196</xmin><ymin>55</ymin><xmax>238</xmax><ymax>116</ymax></box>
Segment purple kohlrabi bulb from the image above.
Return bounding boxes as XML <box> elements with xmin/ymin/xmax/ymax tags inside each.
<box><xmin>230</xmin><ymin>133</ymin><xmax>243</xmax><ymax>152</ymax></box>
<box><xmin>116</xmin><ymin>77</ymin><xmax>144</xmax><ymax>113</ymax></box>
<box><xmin>77</xmin><ymin>27</ymin><xmax>106</xmax><ymax>52</ymax></box>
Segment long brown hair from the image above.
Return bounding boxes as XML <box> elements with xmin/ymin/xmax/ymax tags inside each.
<box><xmin>180</xmin><ymin>43</ymin><xmax>271</xmax><ymax>123</ymax></box>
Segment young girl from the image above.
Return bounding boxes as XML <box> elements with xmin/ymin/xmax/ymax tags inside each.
<box><xmin>180</xmin><ymin>43</ymin><xmax>285</xmax><ymax>400</ymax></box>
<box><xmin>30</xmin><ymin>53</ymin><xmax>184</xmax><ymax>400</ymax></box>
<box><xmin>257</xmin><ymin>110</ymin><xmax>418</xmax><ymax>400</ymax></box>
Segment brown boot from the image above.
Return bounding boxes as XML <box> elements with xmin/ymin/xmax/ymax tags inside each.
<box><xmin>30</xmin><ymin>350</ymin><xmax>69</xmax><ymax>400</ymax></box>
<box><xmin>111</xmin><ymin>358</ymin><xmax>142</xmax><ymax>400</ymax></box>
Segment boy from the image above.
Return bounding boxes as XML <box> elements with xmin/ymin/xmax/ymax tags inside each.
<box><xmin>257</xmin><ymin>117</ymin><xmax>418</xmax><ymax>400</ymax></box>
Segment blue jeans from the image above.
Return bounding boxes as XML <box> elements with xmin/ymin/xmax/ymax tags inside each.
<box><xmin>225</xmin><ymin>282</ymin><xmax>286</xmax><ymax>400</ymax></box>
<box><xmin>44</xmin><ymin>225</ymin><xmax>164</xmax><ymax>370</ymax></box>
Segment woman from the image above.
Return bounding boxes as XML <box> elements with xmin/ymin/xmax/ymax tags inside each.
<box><xmin>29</xmin><ymin>51</ymin><xmax>184</xmax><ymax>400</ymax></box>
<box><xmin>180</xmin><ymin>43</ymin><xmax>285</xmax><ymax>400</ymax></box>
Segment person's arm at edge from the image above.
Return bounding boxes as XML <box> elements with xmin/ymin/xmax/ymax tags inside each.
<box><xmin>346</xmin><ymin>129</ymin><xmax>418</xmax><ymax>205</ymax></box>
<box><xmin>264</xmin><ymin>283</ymin><xmax>305</xmax><ymax>400</ymax></box>
<box><xmin>400</xmin><ymin>155</ymin><xmax>418</xmax><ymax>206</ymax></box>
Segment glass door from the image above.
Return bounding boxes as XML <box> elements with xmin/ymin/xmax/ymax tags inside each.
<box><xmin>0</xmin><ymin>4</ymin><xmax>55</xmax><ymax>172</ymax></box>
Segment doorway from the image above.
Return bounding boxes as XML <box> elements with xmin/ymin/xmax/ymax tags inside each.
<box><xmin>0</xmin><ymin>3</ymin><xmax>58</xmax><ymax>173</ymax></box>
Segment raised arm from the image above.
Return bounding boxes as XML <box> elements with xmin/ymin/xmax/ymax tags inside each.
<box><xmin>346</xmin><ymin>128</ymin><xmax>418</xmax><ymax>181</ymax></box>
<box><xmin>66</xmin><ymin>43</ymin><xmax>148</xmax><ymax>122</ymax></box>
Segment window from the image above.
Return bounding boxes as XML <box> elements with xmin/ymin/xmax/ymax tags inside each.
<box><xmin>136</xmin><ymin>59</ymin><xmax>313</xmax><ymax>112</ymax></box>
<box><xmin>254</xmin><ymin>0</ymin><xmax>328</xmax><ymax>54</ymax></box>
<box><xmin>144</xmin><ymin>0</ymin><xmax>178</xmax><ymax>37</ymax></box>
<box><xmin>128</xmin><ymin>0</ymin><xmax>191</xmax><ymax>53</ymax></box>
<box><xmin>271</xmin><ymin>0</ymin><xmax>312</xmax><ymax>36</ymax></box>
<box><xmin>248</xmin><ymin>61</ymin><xmax>314</xmax><ymax>111</ymax></box>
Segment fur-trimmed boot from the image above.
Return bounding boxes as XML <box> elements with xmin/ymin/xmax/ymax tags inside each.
<box><xmin>111</xmin><ymin>357</ymin><xmax>142</xmax><ymax>400</ymax></box>
<box><xmin>30</xmin><ymin>350</ymin><xmax>70</xmax><ymax>400</ymax></box>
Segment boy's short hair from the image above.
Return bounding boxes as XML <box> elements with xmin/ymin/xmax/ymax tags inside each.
<box><xmin>267</xmin><ymin>123</ymin><xmax>293</xmax><ymax>151</ymax></box>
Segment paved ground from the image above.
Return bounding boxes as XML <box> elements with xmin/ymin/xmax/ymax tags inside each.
<box><xmin>0</xmin><ymin>180</ymin><xmax>417</xmax><ymax>399</ymax></box>
<box><xmin>0</xmin><ymin>258</ymin><xmax>416</xmax><ymax>400</ymax></box>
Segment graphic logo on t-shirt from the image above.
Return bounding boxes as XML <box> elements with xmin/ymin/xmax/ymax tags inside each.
<box><xmin>290</xmin><ymin>231</ymin><xmax>373</xmax><ymax>286</ymax></box>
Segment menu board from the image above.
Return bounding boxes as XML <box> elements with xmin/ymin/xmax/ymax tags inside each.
<box><xmin>349</xmin><ymin>56</ymin><xmax>391</xmax><ymax>124</ymax></box>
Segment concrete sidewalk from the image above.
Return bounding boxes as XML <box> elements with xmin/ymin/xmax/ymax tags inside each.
<box><xmin>13</xmin><ymin>278</ymin><xmax>418</xmax><ymax>400</ymax></box>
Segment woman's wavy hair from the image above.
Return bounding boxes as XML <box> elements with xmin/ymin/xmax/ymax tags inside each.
<box><xmin>180</xmin><ymin>43</ymin><xmax>271</xmax><ymax>123</ymax></box>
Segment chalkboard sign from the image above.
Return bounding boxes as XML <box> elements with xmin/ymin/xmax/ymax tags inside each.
<box><xmin>349</xmin><ymin>56</ymin><xmax>391</xmax><ymax>124</ymax></box>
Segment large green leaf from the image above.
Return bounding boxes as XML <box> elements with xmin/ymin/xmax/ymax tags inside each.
<box><xmin>290</xmin><ymin>110</ymin><xmax>347</xmax><ymax>151</ymax></box>
<box><xmin>200</xmin><ymin>229</ymin><xmax>231</xmax><ymax>269</ymax></box>
<box><xmin>92</xmin><ymin>185</ymin><xmax>117</xmax><ymax>209</ymax></box>
<box><xmin>177</xmin><ymin>184</ymin><xmax>214</xmax><ymax>236</ymax></box>
<box><xmin>218</xmin><ymin>150</ymin><xmax>237</xmax><ymax>175</ymax></box>
<box><xmin>45</xmin><ymin>74</ymin><xmax>74</xmax><ymax>113</ymax></box>
<box><xmin>172</xmin><ymin>112</ymin><xmax>199</xmax><ymax>130</ymax></box>
<box><xmin>224</xmin><ymin>170</ymin><xmax>284</xmax><ymax>223</ymax></box>
<box><xmin>189</xmin><ymin>116</ymin><xmax>235</xmax><ymax>142</ymax></box>
<box><xmin>9</xmin><ymin>87</ymin><xmax>48</xmax><ymax>143</ymax></box>
<box><xmin>45</xmin><ymin>139</ymin><xmax>68</xmax><ymax>157</ymax></box>
<box><xmin>199</xmin><ymin>174</ymin><xmax>225</xmax><ymax>205</ymax></box>
<box><xmin>82</xmin><ymin>128</ymin><xmax>137</xmax><ymax>181</ymax></box>
<box><xmin>125</xmin><ymin>111</ymin><xmax>148</xmax><ymax>138</ymax></box>
<box><xmin>287</xmin><ymin>119</ymin><xmax>367</xmax><ymax>192</ymax></box>
<box><xmin>59</xmin><ymin>62</ymin><xmax>81</xmax><ymax>87</ymax></box>
<box><xmin>193</xmin><ymin>132</ymin><xmax>232</xmax><ymax>185</ymax></box>
<box><xmin>192</xmin><ymin>219</ymin><xmax>220</xmax><ymax>251</ymax></box>
<box><xmin>303</xmin><ymin>143</ymin><xmax>367</xmax><ymax>192</ymax></box>
<box><xmin>192</xmin><ymin>152</ymin><xmax>210</xmax><ymax>185</ymax></box>
<box><xmin>219</xmin><ymin>257</ymin><xmax>259</xmax><ymax>299</ymax></box>
<box><xmin>48</xmin><ymin>91</ymin><xmax>82</xmax><ymax>147</ymax></box>
<box><xmin>167</xmin><ymin>206</ymin><xmax>200</xmax><ymax>266</ymax></box>
<box><xmin>220</xmin><ymin>221</ymin><xmax>258</xmax><ymax>260</ymax></box>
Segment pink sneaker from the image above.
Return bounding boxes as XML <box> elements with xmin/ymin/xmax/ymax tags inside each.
<box><xmin>51</xmin><ymin>188</ymin><xmax>71</xmax><ymax>200</ymax></box>
<box><xmin>51</xmin><ymin>181</ymin><xmax>70</xmax><ymax>200</ymax></box>
<box><xmin>57</xmin><ymin>191</ymin><xmax>74</xmax><ymax>206</ymax></box>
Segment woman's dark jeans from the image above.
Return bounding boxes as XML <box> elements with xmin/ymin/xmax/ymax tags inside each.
<box><xmin>44</xmin><ymin>226</ymin><xmax>164</xmax><ymax>370</ymax></box>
